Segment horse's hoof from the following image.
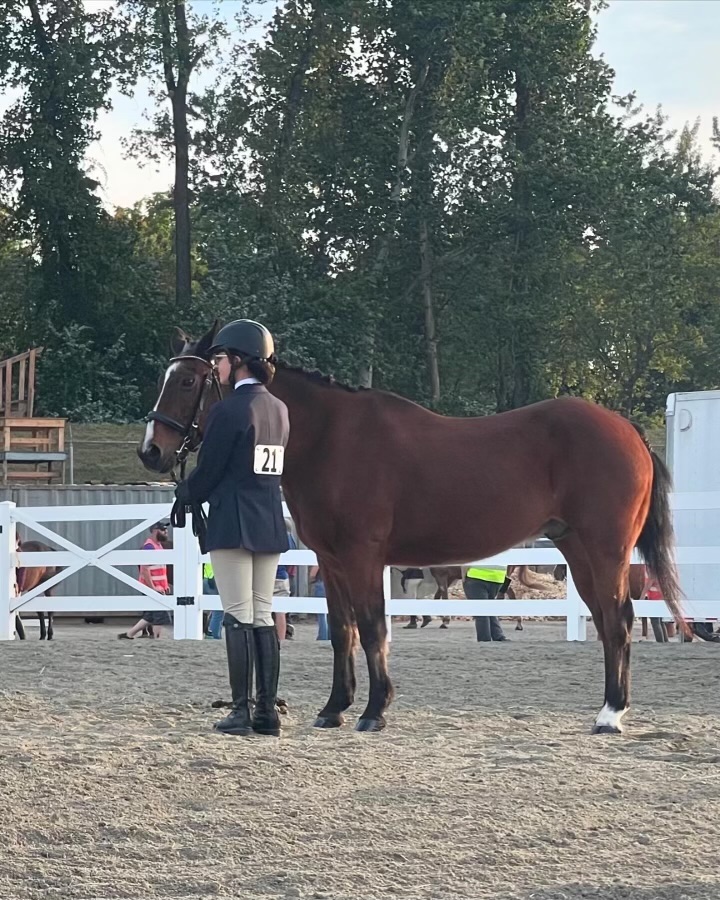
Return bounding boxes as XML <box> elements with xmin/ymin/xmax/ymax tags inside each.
<box><xmin>314</xmin><ymin>713</ymin><xmax>345</xmax><ymax>729</ymax></box>
<box><xmin>591</xmin><ymin>724</ymin><xmax>622</xmax><ymax>735</ymax></box>
<box><xmin>355</xmin><ymin>717</ymin><xmax>386</xmax><ymax>733</ymax></box>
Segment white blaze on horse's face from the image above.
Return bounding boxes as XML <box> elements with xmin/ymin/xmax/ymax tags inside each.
<box><xmin>140</xmin><ymin>361</ymin><xmax>181</xmax><ymax>458</ymax></box>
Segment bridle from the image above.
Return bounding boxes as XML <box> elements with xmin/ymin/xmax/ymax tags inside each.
<box><xmin>145</xmin><ymin>355</ymin><xmax>223</xmax><ymax>481</ymax></box>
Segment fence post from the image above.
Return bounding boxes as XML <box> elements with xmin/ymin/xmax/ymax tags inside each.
<box><xmin>172</xmin><ymin>512</ymin><xmax>204</xmax><ymax>640</ymax></box>
<box><xmin>0</xmin><ymin>501</ymin><xmax>17</xmax><ymax>641</ymax></box>
<box><xmin>565</xmin><ymin>570</ymin><xmax>587</xmax><ymax>641</ymax></box>
<box><xmin>384</xmin><ymin>566</ymin><xmax>392</xmax><ymax>643</ymax></box>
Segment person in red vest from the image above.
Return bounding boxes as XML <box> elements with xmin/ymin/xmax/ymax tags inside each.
<box><xmin>119</xmin><ymin>522</ymin><xmax>173</xmax><ymax>639</ymax></box>
<box><xmin>641</xmin><ymin>566</ymin><xmax>676</xmax><ymax>642</ymax></box>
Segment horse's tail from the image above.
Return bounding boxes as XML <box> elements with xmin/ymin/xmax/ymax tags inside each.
<box><xmin>635</xmin><ymin>440</ymin><xmax>688</xmax><ymax>635</ymax></box>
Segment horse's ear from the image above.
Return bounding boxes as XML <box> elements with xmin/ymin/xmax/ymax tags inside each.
<box><xmin>170</xmin><ymin>327</ymin><xmax>189</xmax><ymax>356</ymax></box>
<box><xmin>194</xmin><ymin>320</ymin><xmax>220</xmax><ymax>359</ymax></box>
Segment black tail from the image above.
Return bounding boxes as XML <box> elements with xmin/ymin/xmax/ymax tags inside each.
<box><xmin>635</xmin><ymin>446</ymin><xmax>688</xmax><ymax>635</ymax></box>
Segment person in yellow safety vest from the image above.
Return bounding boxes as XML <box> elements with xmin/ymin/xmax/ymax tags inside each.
<box><xmin>204</xmin><ymin>561</ymin><xmax>223</xmax><ymax>639</ymax></box>
<box><xmin>463</xmin><ymin>565</ymin><xmax>509</xmax><ymax>642</ymax></box>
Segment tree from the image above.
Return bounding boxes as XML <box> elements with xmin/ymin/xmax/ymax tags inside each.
<box><xmin>123</xmin><ymin>0</ymin><xmax>228</xmax><ymax>311</ymax></box>
<box><xmin>555</xmin><ymin>114</ymin><xmax>719</xmax><ymax>420</ymax></box>
<box><xmin>0</xmin><ymin>0</ymin><xmax>130</xmax><ymax>329</ymax></box>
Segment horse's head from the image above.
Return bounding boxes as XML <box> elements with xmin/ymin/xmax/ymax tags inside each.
<box><xmin>138</xmin><ymin>321</ymin><xmax>223</xmax><ymax>474</ymax></box>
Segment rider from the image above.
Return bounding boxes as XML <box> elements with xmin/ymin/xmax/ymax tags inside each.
<box><xmin>174</xmin><ymin>319</ymin><xmax>290</xmax><ymax>737</ymax></box>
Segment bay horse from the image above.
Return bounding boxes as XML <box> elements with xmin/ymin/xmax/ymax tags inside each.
<box><xmin>138</xmin><ymin>323</ymin><xmax>684</xmax><ymax>734</ymax></box>
<box><xmin>15</xmin><ymin>540</ymin><xmax>58</xmax><ymax>641</ymax></box>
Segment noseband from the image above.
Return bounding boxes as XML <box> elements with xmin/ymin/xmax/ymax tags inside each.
<box><xmin>145</xmin><ymin>355</ymin><xmax>223</xmax><ymax>480</ymax></box>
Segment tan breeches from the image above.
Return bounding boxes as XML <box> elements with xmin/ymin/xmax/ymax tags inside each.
<box><xmin>209</xmin><ymin>549</ymin><xmax>280</xmax><ymax>627</ymax></box>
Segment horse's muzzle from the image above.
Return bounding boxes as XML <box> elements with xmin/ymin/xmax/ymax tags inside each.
<box><xmin>137</xmin><ymin>442</ymin><xmax>164</xmax><ymax>471</ymax></box>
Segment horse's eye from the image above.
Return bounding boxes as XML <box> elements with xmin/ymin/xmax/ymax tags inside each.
<box><xmin>181</xmin><ymin>377</ymin><xmax>195</xmax><ymax>388</ymax></box>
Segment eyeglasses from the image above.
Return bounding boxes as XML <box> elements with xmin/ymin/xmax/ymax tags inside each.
<box><xmin>211</xmin><ymin>353</ymin><xmax>228</xmax><ymax>366</ymax></box>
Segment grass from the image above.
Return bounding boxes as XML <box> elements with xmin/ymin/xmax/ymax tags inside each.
<box><xmin>67</xmin><ymin>423</ymin><xmax>176</xmax><ymax>484</ymax></box>
<box><xmin>62</xmin><ymin>418</ymin><xmax>667</xmax><ymax>486</ymax></box>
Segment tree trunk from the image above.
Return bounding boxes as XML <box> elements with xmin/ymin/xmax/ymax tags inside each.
<box><xmin>157</xmin><ymin>0</ymin><xmax>193</xmax><ymax>309</ymax></box>
<box><xmin>419</xmin><ymin>217</ymin><xmax>440</xmax><ymax>404</ymax></box>
<box><xmin>172</xmin><ymin>85</ymin><xmax>192</xmax><ymax>309</ymax></box>
<box><xmin>359</xmin><ymin>56</ymin><xmax>430</xmax><ymax>388</ymax></box>
<box><xmin>497</xmin><ymin>64</ymin><xmax>535</xmax><ymax>412</ymax></box>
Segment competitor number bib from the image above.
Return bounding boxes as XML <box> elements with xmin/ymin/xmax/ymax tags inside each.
<box><xmin>254</xmin><ymin>444</ymin><xmax>285</xmax><ymax>475</ymax></box>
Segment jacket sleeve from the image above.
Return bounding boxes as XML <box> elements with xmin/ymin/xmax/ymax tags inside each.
<box><xmin>175</xmin><ymin>402</ymin><xmax>239</xmax><ymax>504</ymax></box>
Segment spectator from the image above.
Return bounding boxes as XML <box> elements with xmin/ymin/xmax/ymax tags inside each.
<box><xmin>398</xmin><ymin>568</ymin><xmax>431</xmax><ymax>629</ymax></box>
<box><xmin>310</xmin><ymin>564</ymin><xmax>330</xmax><ymax>641</ymax></box>
<box><xmin>463</xmin><ymin>565</ymin><xmax>509</xmax><ymax>642</ymax></box>
<box><xmin>204</xmin><ymin>561</ymin><xmax>223</xmax><ymax>639</ymax></box>
<box><xmin>118</xmin><ymin>522</ymin><xmax>173</xmax><ymax>639</ymax></box>
<box><xmin>642</xmin><ymin>566</ymin><xmax>676</xmax><ymax>642</ymax></box>
<box><xmin>273</xmin><ymin>531</ymin><xmax>296</xmax><ymax>641</ymax></box>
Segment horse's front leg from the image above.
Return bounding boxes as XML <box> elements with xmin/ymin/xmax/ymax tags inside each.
<box><xmin>342</xmin><ymin>555</ymin><xmax>393</xmax><ymax>732</ymax></box>
<box><xmin>46</xmin><ymin>612</ymin><xmax>54</xmax><ymax>641</ymax></box>
<box><xmin>314</xmin><ymin>565</ymin><xmax>358</xmax><ymax>729</ymax></box>
<box><xmin>15</xmin><ymin>615</ymin><xmax>26</xmax><ymax>640</ymax></box>
<box><xmin>38</xmin><ymin>612</ymin><xmax>46</xmax><ymax>641</ymax></box>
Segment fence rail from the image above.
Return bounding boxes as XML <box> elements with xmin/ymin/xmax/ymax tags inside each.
<box><xmin>2</xmin><ymin>497</ymin><xmax>719</xmax><ymax>642</ymax></box>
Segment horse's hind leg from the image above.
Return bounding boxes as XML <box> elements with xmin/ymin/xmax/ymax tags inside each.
<box><xmin>559</xmin><ymin>534</ymin><xmax>632</xmax><ymax>733</ymax></box>
<box><xmin>38</xmin><ymin>612</ymin><xmax>47</xmax><ymax>641</ymax></box>
<box><xmin>585</xmin><ymin>549</ymin><xmax>634</xmax><ymax>735</ymax></box>
<box><xmin>556</xmin><ymin>533</ymin><xmax>605</xmax><ymax>641</ymax></box>
<box><xmin>15</xmin><ymin>616</ymin><xmax>26</xmax><ymax>640</ymax></box>
<box><xmin>314</xmin><ymin>564</ymin><xmax>358</xmax><ymax>729</ymax></box>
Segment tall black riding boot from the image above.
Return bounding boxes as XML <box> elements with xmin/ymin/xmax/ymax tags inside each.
<box><xmin>252</xmin><ymin>626</ymin><xmax>281</xmax><ymax>737</ymax></box>
<box><xmin>214</xmin><ymin>614</ymin><xmax>254</xmax><ymax>736</ymax></box>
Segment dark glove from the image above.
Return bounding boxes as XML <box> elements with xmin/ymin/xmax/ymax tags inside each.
<box><xmin>174</xmin><ymin>479</ymin><xmax>191</xmax><ymax>505</ymax></box>
<box><xmin>170</xmin><ymin>497</ymin><xmax>186</xmax><ymax>530</ymax></box>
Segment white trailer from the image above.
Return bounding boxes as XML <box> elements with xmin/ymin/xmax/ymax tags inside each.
<box><xmin>666</xmin><ymin>390</ymin><xmax>720</xmax><ymax>616</ymax></box>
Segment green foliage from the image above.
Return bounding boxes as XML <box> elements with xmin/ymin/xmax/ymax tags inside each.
<box><xmin>36</xmin><ymin>324</ymin><xmax>139</xmax><ymax>422</ymax></box>
<box><xmin>0</xmin><ymin>0</ymin><xmax>719</xmax><ymax>428</ymax></box>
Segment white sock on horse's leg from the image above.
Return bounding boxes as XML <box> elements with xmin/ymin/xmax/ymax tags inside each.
<box><xmin>593</xmin><ymin>703</ymin><xmax>628</xmax><ymax>733</ymax></box>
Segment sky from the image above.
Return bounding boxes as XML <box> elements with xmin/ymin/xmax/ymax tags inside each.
<box><xmin>19</xmin><ymin>0</ymin><xmax>720</xmax><ymax>209</ymax></box>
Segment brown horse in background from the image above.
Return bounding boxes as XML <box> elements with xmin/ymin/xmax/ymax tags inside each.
<box><xmin>139</xmin><ymin>323</ymin><xmax>684</xmax><ymax>735</ymax></box>
<box><xmin>15</xmin><ymin>540</ymin><xmax>58</xmax><ymax>641</ymax></box>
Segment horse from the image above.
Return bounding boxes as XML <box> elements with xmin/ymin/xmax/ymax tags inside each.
<box><xmin>14</xmin><ymin>540</ymin><xmax>58</xmax><ymax>641</ymax></box>
<box><xmin>138</xmin><ymin>322</ymin><xmax>684</xmax><ymax>735</ymax></box>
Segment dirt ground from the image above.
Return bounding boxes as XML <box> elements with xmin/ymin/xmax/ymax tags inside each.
<box><xmin>1</xmin><ymin>618</ymin><xmax>719</xmax><ymax>900</ymax></box>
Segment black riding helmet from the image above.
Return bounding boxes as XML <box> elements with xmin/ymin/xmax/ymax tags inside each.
<box><xmin>209</xmin><ymin>319</ymin><xmax>274</xmax><ymax>361</ymax></box>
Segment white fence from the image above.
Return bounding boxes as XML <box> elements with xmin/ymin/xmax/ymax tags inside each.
<box><xmin>2</xmin><ymin>493</ymin><xmax>720</xmax><ymax>642</ymax></box>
